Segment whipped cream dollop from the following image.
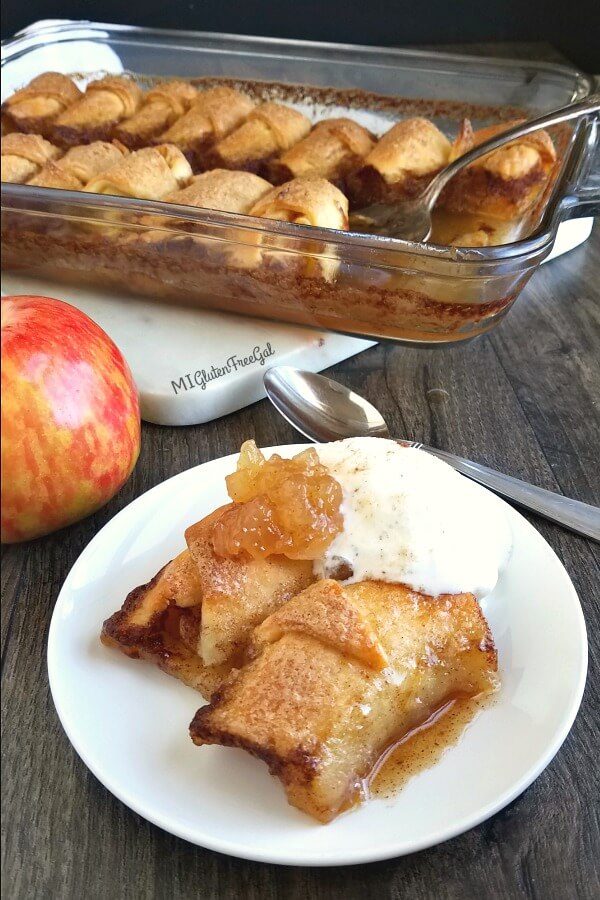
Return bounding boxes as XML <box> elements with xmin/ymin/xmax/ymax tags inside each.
<box><xmin>314</xmin><ymin>438</ymin><xmax>511</xmax><ymax>598</ymax></box>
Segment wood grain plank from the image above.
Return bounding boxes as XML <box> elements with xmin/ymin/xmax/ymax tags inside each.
<box><xmin>490</xmin><ymin>231</ymin><xmax>600</xmax><ymax>505</ymax></box>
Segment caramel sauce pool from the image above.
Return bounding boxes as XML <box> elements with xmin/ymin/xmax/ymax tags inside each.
<box><xmin>366</xmin><ymin>694</ymin><xmax>492</xmax><ymax>800</ymax></box>
<box><xmin>351</xmin><ymin>208</ymin><xmax>526</xmax><ymax>246</ymax></box>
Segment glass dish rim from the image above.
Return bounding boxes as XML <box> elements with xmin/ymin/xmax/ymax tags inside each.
<box><xmin>2</xmin><ymin>19</ymin><xmax>594</xmax><ymax>88</ymax></box>
<box><xmin>1</xmin><ymin>18</ymin><xmax>595</xmax><ymax>265</ymax></box>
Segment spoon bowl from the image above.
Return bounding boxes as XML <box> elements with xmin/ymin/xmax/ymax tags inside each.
<box><xmin>263</xmin><ymin>365</ymin><xmax>600</xmax><ymax>541</ymax></box>
<box><xmin>263</xmin><ymin>366</ymin><xmax>389</xmax><ymax>442</ymax></box>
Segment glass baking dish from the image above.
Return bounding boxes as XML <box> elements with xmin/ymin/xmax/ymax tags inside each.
<box><xmin>1</xmin><ymin>20</ymin><xmax>598</xmax><ymax>344</ymax></box>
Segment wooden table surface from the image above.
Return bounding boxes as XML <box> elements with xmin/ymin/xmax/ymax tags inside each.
<box><xmin>2</xmin><ymin>50</ymin><xmax>599</xmax><ymax>900</ymax></box>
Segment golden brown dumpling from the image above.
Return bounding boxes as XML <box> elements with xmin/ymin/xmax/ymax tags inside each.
<box><xmin>267</xmin><ymin>117</ymin><xmax>374</xmax><ymax>188</ymax></box>
<box><xmin>101</xmin><ymin>504</ymin><xmax>315</xmax><ymax>697</ymax></box>
<box><xmin>1</xmin><ymin>133</ymin><xmax>61</xmax><ymax>184</ymax></box>
<box><xmin>347</xmin><ymin>117</ymin><xmax>451</xmax><ymax>207</ymax></box>
<box><xmin>52</xmin><ymin>76</ymin><xmax>142</xmax><ymax>146</ymax></box>
<box><xmin>440</xmin><ymin>119</ymin><xmax>557</xmax><ymax>219</ymax></box>
<box><xmin>84</xmin><ymin>144</ymin><xmax>192</xmax><ymax>200</ymax></box>
<box><xmin>249</xmin><ymin>176</ymin><xmax>349</xmax><ymax>230</ymax></box>
<box><xmin>156</xmin><ymin>87</ymin><xmax>255</xmax><ymax>169</ymax></box>
<box><xmin>1</xmin><ymin>72</ymin><xmax>81</xmax><ymax>137</ymax></box>
<box><xmin>191</xmin><ymin>579</ymin><xmax>498</xmax><ymax>822</ymax></box>
<box><xmin>137</xmin><ymin>169</ymin><xmax>273</xmax><ymax>241</ymax></box>
<box><xmin>165</xmin><ymin>168</ymin><xmax>273</xmax><ymax>215</ymax></box>
<box><xmin>28</xmin><ymin>140</ymin><xmax>128</xmax><ymax>189</ymax></box>
<box><xmin>233</xmin><ymin>176</ymin><xmax>349</xmax><ymax>278</ymax></box>
<box><xmin>205</xmin><ymin>103</ymin><xmax>311</xmax><ymax>175</ymax></box>
<box><xmin>114</xmin><ymin>80</ymin><xmax>198</xmax><ymax>148</ymax></box>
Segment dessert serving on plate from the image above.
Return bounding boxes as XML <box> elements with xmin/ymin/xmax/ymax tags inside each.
<box><xmin>102</xmin><ymin>437</ymin><xmax>511</xmax><ymax>822</ymax></box>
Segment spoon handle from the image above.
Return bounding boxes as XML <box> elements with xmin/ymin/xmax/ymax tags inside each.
<box><xmin>413</xmin><ymin>443</ymin><xmax>600</xmax><ymax>542</ymax></box>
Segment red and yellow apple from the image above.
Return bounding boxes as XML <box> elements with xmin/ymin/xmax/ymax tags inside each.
<box><xmin>1</xmin><ymin>295</ymin><xmax>141</xmax><ymax>543</ymax></box>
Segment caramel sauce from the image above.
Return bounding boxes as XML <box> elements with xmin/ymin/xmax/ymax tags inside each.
<box><xmin>429</xmin><ymin>208</ymin><xmax>525</xmax><ymax>247</ymax></box>
<box><xmin>367</xmin><ymin>693</ymin><xmax>492</xmax><ymax>800</ymax></box>
<box><xmin>352</xmin><ymin>207</ymin><xmax>526</xmax><ymax>247</ymax></box>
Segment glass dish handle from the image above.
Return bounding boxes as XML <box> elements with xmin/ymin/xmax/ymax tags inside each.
<box><xmin>560</xmin><ymin>113</ymin><xmax>600</xmax><ymax>219</ymax></box>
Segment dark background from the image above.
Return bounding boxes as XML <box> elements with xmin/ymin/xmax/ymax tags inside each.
<box><xmin>2</xmin><ymin>0</ymin><xmax>598</xmax><ymax>73</ymax></box>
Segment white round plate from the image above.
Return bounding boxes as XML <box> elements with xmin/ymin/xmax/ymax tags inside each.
<box><xmin>48</xmin><ymin>445</ymin><xmax>587</xmax><ymax>866</ymax></box>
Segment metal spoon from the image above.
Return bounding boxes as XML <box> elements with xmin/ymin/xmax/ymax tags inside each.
<box><xmin>351</xmin><ymin>94</ymin><xmax>600</xmax><ymax>242</ymax></box>
<box><xmin>263</xmin><ymin>366</ymin><xmax>600</xmax><ymax>542</ymax></box>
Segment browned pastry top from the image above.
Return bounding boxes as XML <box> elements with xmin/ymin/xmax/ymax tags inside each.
<box><xmin>190</xmin><ymin>580</ymin><xmax>497</xmax><ymax>821</ymax></box>
<box><xmin>158</xmin><ymin>86</ymin><xmax>255</xmax><ymax>147</ymax></box>
<box><xmin>85</xmin><ymin>76</ymin><xmax>142</xmax><ymax>116</ymax></box>
<box><xmin>248</xmin><ymin>103</ymin><xmax>312</xmax><ymax>151</ymax></box>
<box><xmin>114</xmin><ymin>80</ymin><xmax>199</xmax><ymax>147</ymax></box>
<box><xmin>53</xmin><ymin>76</ymin><xmax>142</xmax><ymax>129</ymax></box>
<box><xmin>253</xmin><ymin>579</ymin><xmax>389</xmax><ymax>670</ymax></box>
<box><xmin>144</xmin><ymin>80</ymin><xmax>198</xmax><ymax>113</ymax></box>
<box><xmin>2</xmin><ymin>72</ymin><xmax>82</xmax><ymax>120</ymax></box>
<box><xmin>1</xmin><ymin>132</ymin><xmax>61</xmax><ymax>166</ymax></box>
<box><xmin>137</xmin><ymin>169</ymin><xmax>274</xmax><ymax>240</ymax></box>
<box><xmin>1</xmin><ymin>72</ymin><xmax>559</xmax><ymax>246</ymax></box>
<box><xmin>365</xmin><ymin>117</ymin><xmax>451</xmax><ymax>183</ymax></box>
<box><xmin>59</xmin><ymin>140</ymin><xmax>129</xmax><ymax>182</ymax></box>
<box><xmin>454</xmin><ymin>119</ymin><xmax>557</xmax><ymax>179</ymax></box>
<box><xmin>205</xmin><ymin>582</ymin><xmax>496</xmax><ymax>744</ymax></box>
<box><xmin>28</xmin><ymin>140</ymin><xmax>129</xmax><ymax>189</ymax></box>
<box><xmin>211</xmin><ymin>102</ymin><xmax>312</xmax><ymax>169</ymax></box>
<box><xmin>1</xmin><ymin>133</ymin><xmax>62</xmax><ymax>184</ymax></box>
<box><xmin>165</xmin><ymin>169</ymin><xmax>273</xmax><ymax>214</ymax></box>
<box><xmin>249</xmin><ymin>176</ymin><xmax>349</xmax><ymax>230</ymax></box>
<box><xmin>287</xmin><ymin>117</ymin><xmax>374</xmax><ymax>160</ymax></box>
<box><xmin>27</xmin><ymin>162</ymin><xmax>83</xmax><ymax>191</ymax></box>
<box><xmin>84</xmin><ymin>144</ymin><xmax>192</xmax><ymax>199</ymax></box>
<box><xmin>274</xmin><ymin>117</ymin><xmax>374</xmax><ymax>179</ymax></box>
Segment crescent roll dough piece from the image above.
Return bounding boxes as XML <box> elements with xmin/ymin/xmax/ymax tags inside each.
<box><xmin>26</xmin><ymin>162</ymin><xmax>82</xmax><ymax>191</ymax></box>
<box><xmin>185</xmin><ymin>509</ymin><xmax>315</xmax><ymax>666</ymax></box>
<box><xmin>440</xmin><ymin>119</ymin><xmax>557</xmax><ymax>219</ymax></box>
<box><xmin>267</xmin><ymin>118</ymin><xmax>374</xmax><ymax>187</ymax></box>
<box><xmin>250</xmin><ymin>176</ymin><xmax>349</xmax><ymax>229</ymax></box>
<box><xmin>254</xmin><ymin>579</ymin><xmax>389</xmax><ymax>670</ymax></box>
<box><xmin>138</xmin><ymin>169</ymin><xmax>272</xmax><ymax>241</ymax></box>
<box><xmin>1</xmin><ymin>133</ymin><xmax>61</xmax><ymax>184</ymax></box>
<box><xmin>1</xmin><ymin>72</ymin><xmax>82</xmax><ymax>137</ymax></box>
<box><xmin>156</xmin><ymin>87</ymin><xmax>256</xmax><ymax>169</ymax></box>
<box><xmin>101</xmin><ymin>549</ymin><xmax>232</xmax><ymax>698</ymax></box>
<box><xmin>206</xmin><ymin>103</ymin><xmax>311</xmax><ymax>174</ymax></box>
<box><xmin>28</xmin><ymin>140</ymin><xmax>128</xmax><ymax>189</ymax></box>
<box><xmin>52</xmin><ymin>76</ymin><xmax>142</xmax><ymax>146</ymax></box>
<box><xmin>234</xmin><ymin>177</ymin><xmax>348</xmax><ymax>278</ymax></box>
<box><xmin>347</xmin><ymin>117</ymin><xmax>451</xmax><ymax>208</ymax></box>
<box><xmin>367</xmin><ymin>118</ymin><xmax>451</xmax><ymax>182</ymax></box>
<box><xmin>114</xmin><ymin>80</ymin><xmax>198</xmax><ymax>148</ymax></box>
<box><xmin>191</xmin><ymin>580</ymin><xmax>498</xmax><ymax>822</ymax></box>
<box><xmin>168</xmin><ymin>169</ymin><xmax>273</xmax><ymax>214</ymax></box>
<box><xmin>101</xmin><ymin>505</ymin><xmax>315</xmax><ymax>696</ymax></box>
<box><xmin>84</xmin><ymin>144</ymin><xmax>192</xmax><ymax>199</ymax></box>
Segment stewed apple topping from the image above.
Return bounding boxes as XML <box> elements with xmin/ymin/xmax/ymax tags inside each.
<box><xmin>211</xmin><ymin>440</ymin><xmax>343</xmax><ymax>560</ymax></box>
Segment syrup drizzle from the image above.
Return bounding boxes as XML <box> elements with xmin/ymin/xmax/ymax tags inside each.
<box><xmin>366</xmin><ymin>693</ymin><xmax>492</xmax><ymax>800</ymax></box>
